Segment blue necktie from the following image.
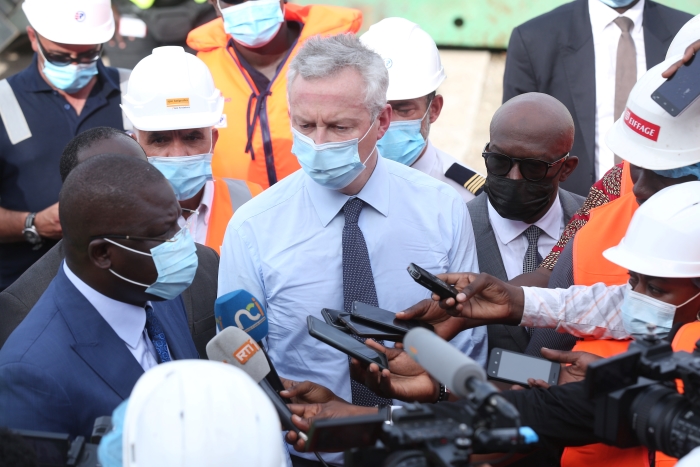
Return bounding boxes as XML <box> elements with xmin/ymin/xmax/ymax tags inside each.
<box><xmin>342</xmin><ymin>198</ymin><xmax>392</xmax><ymax>407</ymax></box>
<box><xmin>145</xmin><ymin>305</ymin><xmax>172</xmax><ymax>364</ymax></box>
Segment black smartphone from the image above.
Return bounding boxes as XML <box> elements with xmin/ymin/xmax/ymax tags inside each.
<box><xmin>307</xmin><ymin>316</ymin><xmax>389</xmax><ymax>370</ymax></box>
<box><xmin>304</xmin><ymin>412</ymin><xmax>385</xmax><ymax>452</ymax></box>
<box><xmin>407</xmin><ymin>263</ymin><xmax>458</xmax><ymax>300</ymax></box>
<box><xmin>351</xmin><ymin>302</ymin><xmax>434</xmax><ymax>334</ymax></box>
<box><xmin>260</xmin><ymin>346</ymin><xmax>292</xmax><ymax>404</ymax></box>
<box><xmin>321</xmin><ymin>308</ymin><xmax>351</xmax><ymax>333</ymax></box>
<box><xmin>487</xmin><ymin>348</ymin><xmax>560</xmax><ymax>386</ymax></box>
<box><xmin>338</xmin><ymin>314</ymin><xmax>405</xmax><ymax>342</ymax></box>
<box><xmin>651</xmin><ymin>53</ymin><xmax>700</xmax><ymax>116</ymax></box>
<box><xmin>259</xmin><ymin>378</ymin><xmax>306</xmax><ymax>439</ymax></box>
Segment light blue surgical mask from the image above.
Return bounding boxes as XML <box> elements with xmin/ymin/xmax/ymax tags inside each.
<box><xmin>41</xmin><ymin>60</ymin><xmax>98</xmax><ymax>94</ymax></box>
<box><xmin>104</xmin><ymin>228</ymin><xmax>199</xmax><ymax>300</ymax></box>
<box><xmin>291</xmin><ymin>121</ymin><xmax>377</xmax><ymax>190</ymax></box>
<box><xmin>598</xmin><ymin>0</ymin><xmax>637</xmax><ymax>8</ymax></box>
<box><xmin>220</xmin><ymin>0</ymin><xmax>284</xmax><ymax>48</ymax></box>
<box><xmin>148</xmin><ymin>153</ymin><xmax>213</xmax><ymax>201</ymax></box>
<box><xmin>377</xmin><ymin>106</ymin><xmax>430</xmax><ymax>166</ymax></box>
<box><xmin>621</xmin><ymin>283</ymin><xmax>700</xmax><ymax>338</ymax></box>
<box><xmin>653</xmin><ymin>162</ymin><xmax>700</xmax><ymax>181</ymax></box>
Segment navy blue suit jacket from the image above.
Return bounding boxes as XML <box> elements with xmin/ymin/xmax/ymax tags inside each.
<box><xmin>0</xmin><ymin>267</ymin><xmax>199</xmax><ymax>438</ymax></box>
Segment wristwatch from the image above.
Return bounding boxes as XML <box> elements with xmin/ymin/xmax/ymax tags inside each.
<box><xmin>22</xmin><ymin>212</ymin><xmax>43</xmax><ymax>249</ymax></box>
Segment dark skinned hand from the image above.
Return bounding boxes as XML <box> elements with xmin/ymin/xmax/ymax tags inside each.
<box><xmin>526</xmin><ymin>348</ymin><xmax>603</xmax><ymax>389</ymax></box>
<box><xmin>284</xmin><ymin>401</ymin><xmax>377</xmax><ymax>452</ymax></box>
<box><xmin>349</xmin><ymin>340</ymin><xmax>439</xmax><ymax>403</ymax></box>
<box><xmin>395</xmin><ymin>299</ymin><xmax>471</xmax><ymax>341</ymax></box>
<box><xmin>280</xmin><ymin>377</ymin><xmax>345</xmax><ymax>405</ymax></box>
<box><xmin>662</xmin><ymin>40</ymin><xmax>700</xmax><ymax>79</ymax></box>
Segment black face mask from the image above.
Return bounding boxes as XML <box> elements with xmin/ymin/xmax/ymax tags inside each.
<box><xmin>484</xmin><ymin>175</ymin><xmax>556</xmax><ymax>222</ymax></box>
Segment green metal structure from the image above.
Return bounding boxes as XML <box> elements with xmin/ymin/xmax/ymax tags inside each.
<box><xmin>294</xmin><ymin>0</ymin><xmax>700</xmax><ymax>49</ymax></box>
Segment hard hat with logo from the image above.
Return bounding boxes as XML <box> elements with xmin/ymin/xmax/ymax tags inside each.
<box><xmin>606</xmin><ymin>56</ymin><xmax>700</xmax><ymax>170</ymax></box>
<box><xmin>666</xmin><ymin>14</ymin><xmax>700</xmax><ymax>59</ymax></box>
<box><xmin>121</xmin><ymin>360</ymin><xmax>285</xmax><ymax>467</ymax></box>
<box><xmin>360</xmin><ymin>17</ymin><xmax>446</xmax><ymax>101</ymax></box>
<box><xmin>604</xmin><ymin>181</ymin><xmax>700</xmax><ymax>278</ymax></box>
<box><xmin>121</xmin><ymin>46</ymin><xmax>224</xmax><ymax>132</ymax></box>
<box><xmin>22</xmin><ymin>0</ymin><xmax>115</xmax><ymax>45</ymax></box>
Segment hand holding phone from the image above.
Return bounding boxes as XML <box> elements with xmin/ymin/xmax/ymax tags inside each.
<box><xmin>351</xmin><ymin>302</ymin><xmax>434</xmax><ymax>334</ymax></box>
<box><xmin>407</xmin><ymin>263</ymin><xmax>458</xmax><ymax>300</ymax></box>
<box><xmin>652</xmin><ymin>53</ymin><xmax>700</xmax><ymax>116</ymax></box>
<box><xmin>307</xmin><ymin>316</ymin><xmax>389</xmax><ymax>370</ymax></box>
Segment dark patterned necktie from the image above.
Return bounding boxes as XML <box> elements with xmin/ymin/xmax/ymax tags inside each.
<box><xmin>523</xmin><ymin>226</ymin><xmax>543</xmax><ymax>337</ymax></box>
<box><xmin>342</xmin><ymin>198</ymin><xmax>392</xmax><ymax>407</ymax></box>
<box><xmin>145</xmin><ymin>305</ymin><xmax>172</xmax><ymax>364</ymax></box>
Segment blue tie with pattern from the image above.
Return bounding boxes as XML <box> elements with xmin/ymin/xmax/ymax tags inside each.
<box><xmin>145</xmin><ymin>305</ymin><xmax>172</xmax><ymax>364</ymax></box>
<box><xmin>342</xmin><ymin>197</ymin><xmax>393</xmax><ymax>407</ymax></box>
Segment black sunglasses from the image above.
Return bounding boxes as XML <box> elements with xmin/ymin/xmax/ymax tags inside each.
<box><xmin>482</xmin><ymin>143</ymin><xmax>569</xmax><ymax>182</ymax></box>
<box><xmin>37</xmin><ymin>37</ymin><xmax>102</xmax><ymax>67</ymax></box>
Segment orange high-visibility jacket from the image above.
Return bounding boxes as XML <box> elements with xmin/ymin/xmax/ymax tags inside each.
<box><xmin>561</xmin><ymin>322</ymin><xmax>700</xmax><ymax>467</ymax></box>
<box><xmin>206</xmin><ymin>178</ymin><xmax>262</xmax><ymax>253</ymax></box>
<box><xmin>187</xmin><ymin>4</ymin><xmax>362</xmax><ymax>189</ymax></box>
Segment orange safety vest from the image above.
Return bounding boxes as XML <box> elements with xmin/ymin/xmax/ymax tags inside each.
<box><xmin>205</xmin><ymin>178</ymin><xmax>262</xmax><ymax>253</ymax></box>
<box><xmin>187</xmin><ymin>4</ymin><xmax>362</xmax><ymax>189</ymax></box>
<box><xmin>573</xmin><ymin>162</ymin><xmax>636</xmax><ymax>286</ymax></box>
<box><xmin>561</xmin><ymin>322</ymin><xmax>700</xmax><ymax>467</ymax></box>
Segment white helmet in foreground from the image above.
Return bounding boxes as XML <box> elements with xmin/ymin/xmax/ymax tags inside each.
<box><xmin>101</xmin><ymin>360</ymin><xmax>285</xmax><ymax>467</ymax></box>
<box><xmin>604</xmin><ymin>181</ymin><xmax>700</xmax><ymax>278</ymax></box>
<box><xmin>606</xmin><ymin>56</ymin><xmax>700</xmax><ymax>170</ymax></box>
<box><xmin>22</xmin><ymin>0</ymin><xmax>114</xmax><ymax>45</ymax></box>
<box><xmin>121</xmin><ymin>46</ymin><xmax>224</xmax><ymax>132</ymax></box>
<box><xmin>360</xmin><ymin>17</ymin><xmax>446</xmax><ymax>100</ymax></box>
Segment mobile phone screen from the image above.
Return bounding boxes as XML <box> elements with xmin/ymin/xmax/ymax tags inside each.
<box><xmin>652</xmin><ymin>54</ymin><xmax>700</xmax><ymax>116</ymax></box>
<box><xmin>488</xmin><ymin>348</ymin><xmax>558</xmax><ymax>385</ymax></box>
<box><xmin>351</xmin><ymin>302</ymin><xmax>433</xmax><ymax>334</ymax></box>
<box><xmin>307</xmin><ymin>316</ymin><xmax>388</xmax><ymax>369</ymax></box>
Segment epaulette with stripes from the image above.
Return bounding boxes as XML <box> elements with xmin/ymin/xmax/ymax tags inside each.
<box><xmin>444</xmin><ymin>163</ymin><xmax>486</xmax><ymax>195</ymax></box>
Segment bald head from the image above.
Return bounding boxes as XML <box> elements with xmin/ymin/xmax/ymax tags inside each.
<box><xmin>490</xmin><ymin>93</ymin><xmax>574</xmax><ymax>161</ymax></box>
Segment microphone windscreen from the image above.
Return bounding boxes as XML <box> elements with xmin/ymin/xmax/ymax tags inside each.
<box><xmin>404</xmin><ymin>327</ymin><xmax>486</xmax><ymax>398</ymax></box>
<box><xmin>206</xmin><ymin>327</ymin><xmax>270</xmax><ymax>383</ymax></box>
<box><xmin>215</xmin><ymin>289</ymin><xmax>269</xmax><ymax>343</ymax></box>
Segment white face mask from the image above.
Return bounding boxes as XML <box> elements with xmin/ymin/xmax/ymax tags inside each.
<box><xmin>621</xmin><ymin>283</ymin><xmax>700</xmax><ymax>338</ymax></box>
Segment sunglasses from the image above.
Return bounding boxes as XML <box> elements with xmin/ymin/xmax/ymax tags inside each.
<box><xmin>482</xmin><ymin>143</ymin><xmax>569</xmax><ymax>182</ymax></box>
<box><xmin>37</xmin><ymin>37</ymin><xmax>102</xmax><ymax>67</ymax></box>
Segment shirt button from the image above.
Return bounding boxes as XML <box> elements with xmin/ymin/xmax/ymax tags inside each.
<box><xmin>64</xmin><ymin>104</ymin><xmax>70</xmax><ymax>110</ymax></box>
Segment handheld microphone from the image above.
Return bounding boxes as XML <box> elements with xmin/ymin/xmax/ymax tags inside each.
<box><xmin>206</xmin><ymin>327</ymin><xmax>270</xmax><ymax>383</ymax></box>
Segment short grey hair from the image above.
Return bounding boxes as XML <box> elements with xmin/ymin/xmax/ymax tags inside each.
<box><xmin>287</xmin><ymin>33</ymin><xmax>389</xmax><ymax>120</ymax></box>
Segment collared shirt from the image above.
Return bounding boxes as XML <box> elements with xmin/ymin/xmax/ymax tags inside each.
<box><xmin>411</xmin><ymin>140</ymin><xmax>480</xmax><ymax>203</ymax></box>
<box><xmin>521</xmin><ymin>283</ymin><xmax>628</xmax><ymax>340</ymax></box>
<box><xmin>62</xmin><ymin>262</ymin><xmax>170</xmax><ymax>371</ymax></box>
<box><xmin>589</xmin><ymin>0</ymin><xmax>647</xmax><ymax>178</ymax></box>
<box><xmin>0</xmin><ymin>56</ymin><xmax>124</xmax><ymax>290</ymax></box>
<box><xmin>487</xmin><ymin>194</ymin><xmax>565</xmax><ymax>280</ymax></box>
<box><xmin>177</xmin><ymin>180</ymin><xmax>215</xmax><ymax>244</ymax></box>
<box><xmin>219</xmin><ymin>156</ymin><xmax>486</xmax><ymax>403</ymax></box>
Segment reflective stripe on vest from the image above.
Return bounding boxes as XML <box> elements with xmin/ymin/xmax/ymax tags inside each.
<box><xmin>205</xmin><ymin>178</ymin><xmax>263</xmax><ymax>253</ymax></box>
<box><xmin>0</xmin><ymin>78</ymin><xmax>31</xmax><ymax>145</ymax></box>
<box><xmin>117</xmin><ymin>68</ymin><xmax>132</xmax><ymax>131</ymax></box>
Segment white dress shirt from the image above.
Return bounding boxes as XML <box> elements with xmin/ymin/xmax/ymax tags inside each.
<box><xmin>219</xmin><ymin>156</ymin><xmax>485</xmax><ymax>399</ymax></box>
<box><xmin>411</xmin><ymin>140</ymin><xmax>481</xmax><ymax>203</ymax></box>
<box><xmin>589</xmin><ymin>0</ymin><xmax>647</xmax><ymax>178</ymax></box>
<box><xmin>487</xmin><ymin>195</ymin><xmax>565</xmax><ymax>280</ymax></box>
<box><xmin>521</xmin><ymin>283</ymin><xmax>629</xmax><ymax>340</ymax></box>
<box><xmin>177</xmin><ymin>180</ymin><xmax>214</xmax><ymax>245</ymax></box>
<box><xmin>63</xmin><ymin>262</ymin><xmax>168</xmax><ymax>371</ymax></box>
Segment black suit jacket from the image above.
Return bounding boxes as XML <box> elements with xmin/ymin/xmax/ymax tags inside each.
<box><xmin>503</xmin><ymin>0</ymin><xmax>692</xmax><ymax>196</ymax></box>
<box><xmin>0</xmin><ymin>241</ymin><xmax>218</xmax><ymax>357</ymax></box>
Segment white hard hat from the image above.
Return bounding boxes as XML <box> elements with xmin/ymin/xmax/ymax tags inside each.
<box><xmin>605</xmin><ymin>56</ymin><xmax>700</xmax><ymax>170</ymax></box>
<box><xmin>360</xmin><ymin>17</ymin><xmax>446</xmax><ymax>100</ymax></box>
<box><xmin>666</xmin><ymin>14</ymin><xmax>700</xmax><ymax>59</ymax></box>
<box><xmin>122</xmin><ymin>360</ymin><xmax>285</xmax><ymax>467</ymax></box>
<box><xmin>121</xmin><ymin>46</ymin><xmax>224</xmax><ymax>132</ymax></box>
<box><xmin>22</xmin><ymin>0</ymin><xmax>114</xmax><ymax>45</ymax></box>
<box><xmin>603</xmin><ymin>181</ymin><xmax>700</xmax><ymax>278</ymax></box>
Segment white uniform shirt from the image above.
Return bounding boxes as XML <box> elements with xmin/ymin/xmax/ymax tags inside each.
<box><xmin>589</xmin><ymin>0</ymin><xmax>647</xmax><ymax>178</ymax></box>
<box><xmin>177</xmin><ymin>180</ymin><xmax>214</xmax><ymax>244</ymax></box>
<box><xmin>411</xmin><ymin>140</ymin><xmax>481</xmax><ymax>203</ymax></box>
<box><xmin>487</xmin><ymin>195</ymin><xmax>566</xmax><ymax>280</ymax></box>
<box><xmin>63</xmin><ymin>262</ymin><xmax>168</xmax><ymax>371</ymax></box>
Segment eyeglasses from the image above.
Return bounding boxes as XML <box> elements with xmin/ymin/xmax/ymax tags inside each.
<box><xmin>37</xmin><ymin>37</ymin><xmax>102</xmax><ymax>66</ymax></box>
<box><xmin>481</xmin><ymin>143</ymin><xmax>569</xmax><ymax>182</ymax></box>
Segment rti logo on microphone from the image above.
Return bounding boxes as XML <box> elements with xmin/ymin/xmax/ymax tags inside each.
<box><xmin>234</xmin><ymin>296</ymin><xmax>266</xmax><ymax>333</ymax></box>
<box><xmin>233</xmin><ymin>339</ymin><xmax>260</xmax><ymax>364</ymax></box>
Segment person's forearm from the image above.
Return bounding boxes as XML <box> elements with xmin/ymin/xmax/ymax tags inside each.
<box><xmin>508</xmin><ymin>267</ymin><xmax>552</xmax><ymax>287</ymax></box>
<box><xmin>0</xmin><ymin>206</ymin><xmax>28</xmax><ymax>242</ymax></box>
<box><xmin>520</xmin><ymin>283</ymin><xmax>629</xmax><ymax>339</ymax></box>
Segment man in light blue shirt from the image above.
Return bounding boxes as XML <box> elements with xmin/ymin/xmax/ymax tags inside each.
<box><xmin>218</xmin><ymin>34</ymin><xmax>484</xmax><ymax>462</ymax></box>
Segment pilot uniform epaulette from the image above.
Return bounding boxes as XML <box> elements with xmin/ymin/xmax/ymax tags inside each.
<box><xmin>444</xmin><ymin>163</ymin><xmax>486</xmax><ymax>196</ymax></box>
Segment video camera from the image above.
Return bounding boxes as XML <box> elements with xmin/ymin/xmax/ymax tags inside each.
<box><xmin>586</xmin><ymin>328</ymin><xmax>700</xmax><ymax>459</ymax></box>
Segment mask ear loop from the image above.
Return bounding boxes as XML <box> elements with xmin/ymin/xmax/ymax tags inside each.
<box><xmin>359</xmin><ymin>118</ymin><xmax>378</xmax><ymax>165</ymax></box>
<box><xmin>102</xmin><ymin>238</ymin><xmax>155</xmax><ymax>288</ymax></box>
